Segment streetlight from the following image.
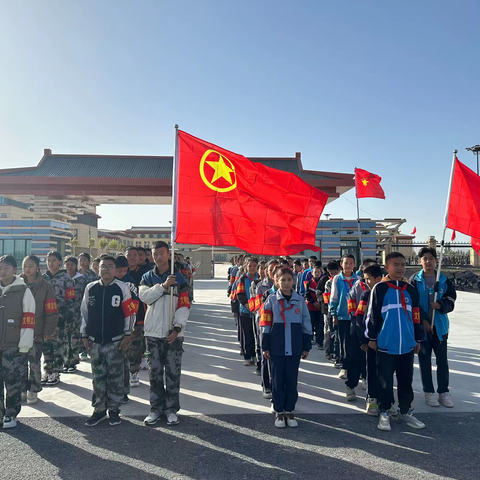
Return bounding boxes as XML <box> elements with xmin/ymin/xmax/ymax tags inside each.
<box><xmin>466</xmin><ymin>145</ymin><xmax>480</xmax><ymax>175</ymax></box>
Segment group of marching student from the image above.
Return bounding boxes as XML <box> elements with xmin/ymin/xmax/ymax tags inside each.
<box><xmin>227</xmin><ymin>246</ymin><xmax>456</xmax><ymax>431</ymax></box>
<box><xmin>0</xmin><ymin>243</ymin><xmax>193</xmax><ymax>429</ymax></box>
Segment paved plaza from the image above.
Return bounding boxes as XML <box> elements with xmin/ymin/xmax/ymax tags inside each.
<box><xmin>2</xmin><ymin>265</ymin><xmax>480</xmax><ymax>479</ymax></box>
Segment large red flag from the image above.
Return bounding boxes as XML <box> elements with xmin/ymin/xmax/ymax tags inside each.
<box><xmin>355</xmin><ymin>168</ymin><xmax>385</xmax><ymax>199</ymax></box>
<box><xmin>472</xmin><ymin>237</ymin><xmax>480</xmax><ymax>255</ymax></box>
<box><xmin>175</xmin><ymin>131</ymin><xmax>328</xmax><ymax>255</ymax></box>
<box><xmin>446</xmin><ymin>158</ymin><xmax>480</xmax><ymax>238</ymax></box>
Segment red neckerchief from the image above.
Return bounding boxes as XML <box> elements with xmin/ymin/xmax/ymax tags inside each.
<box><xmin>360</xmin><ymin>281</ymin><xmax>367</xmax><ymax>291</ymax></box>
<box><xmin>387</xmin><ymin>282</ymin><xmax>409</xmax><ymax>316</ymax></box>
<box><xmin>343</xmin><ymin>276</ymin><xmax>356</xmax><ymax>290</ymax></box>
<box><xmin>279</xmin><ymin>299</ymin><xmax>295</xmax><ymax>326</ymax></box>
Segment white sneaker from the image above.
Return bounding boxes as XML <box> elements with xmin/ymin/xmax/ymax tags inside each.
<box><xmin>285</xmin><ymin>412</ymin><xmax>298</xmax><ymax>428</ymax></box>
<box><xmin>346</xmin><ymin>386</ymin><xmax>356</xmax><ymax>402</ymax></box>
<box><xmin>27</xmin><ymin>392</ymin><xmax>38</xmax><ymax>405</ymax></box>
<box><xmin>439</xmin><ymin>392</ymin><xmax>454</xmax><ymax>408</ymax></box>
<box><xmin>2</xmin><ymin>416</ymin><xmax>17</xmax><ymax>429</ymax></box>
<box><xmin>388</xmin><ymin>404</ymin><xmax>398</xmax><ymax>416</ymax></box>
<box><xmin>366</xmin><ymin>398</ymin><xmax>379</xmax><ymax>416</ymax></box>
<box><xmin>361</xmin><ymin>379</ymin><xmax>367</xmax><ymax>391</ymax></box>
<box><xmin>378</xmin><ymin>411</ymin><xmax>391</xmax><ymax>431</ymax></box>
<box><xmin>140</xmin><ymin>358</ymin><xmax>149</xmax><ymax>370</ymax></box>
<box><xmin>270</xmin><ymin>402</ymin><xmax>276</xmax><ymax>414</ymax></box>
<box><xmin>166</xmin><ymin>413</ymin><xmax>180</xmax><ymax>425</ymax></box>
<box><xmin>41</xmin><ymin>374</ymin><xmax>49</xmax><ymax>385</ymax></box>
<box><xmin>274</xmin><ymin>413</ymin><xmax>286</xmax><ymax>428</ymax></box>
<box><xmin>425</xmin><ymin>392</ymin><xmax>439</xmax><ymax>407</ymax></box>
<box><xmin>130</xmin><ymin>373</ymin><xmax>140</xmax><ymax>388</ymax></box>
<box><xmin>398</xmin><ymin>410</ymin><xmax>425</xmax><ymax>429</ymax></box>
<box><xmin>46</xmin><ymin>373</ymin><xmax>60</xmax><ymax>386</ymax></box>
<box><xmin>21</xmin><ymin>392</ymin><xmax>27</xmax><ymax>403</ymax></box>
<box><xmin>338</xmin><ymin>369</ymin><xmax>347</xmax><ymax>379</ymax></box>
<box><xmin>144</xmin><ymin>411</ymin><xmax>161</xmax><ymax>425</ymax></box>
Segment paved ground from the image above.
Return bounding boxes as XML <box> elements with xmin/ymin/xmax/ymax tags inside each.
<box><xmin>2</xmin><ymin>264</ymin><xmax>479</xmax><ymax>479</ymax></box>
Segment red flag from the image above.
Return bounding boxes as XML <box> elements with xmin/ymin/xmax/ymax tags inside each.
<box><xmin>472</xmin><ymin>237</ymin><xmax>480</xmax><ymax>255</ymax></box>
<box><xmin>411</xmin><ymin>227</ymin><xmax>417</xmax><ymax>235</ymax></box>
<box><xmin>451</xmin><ymin>231</ymin><xmax>456</xmax><ymax>241</ymax></box>
<box><xmin>355</xmin><ymin>168</ymin><xmax>385</xmax><ymax>199</ymax></box>
<box><xmin>175</xmin><ymin>131</ymin><xmax>328</xmax><ymax>255</ymax></box>
<box><xmin>446</xmin><ymin>158</ymin><xmax>480</xmax><ymax>238</ymax></box>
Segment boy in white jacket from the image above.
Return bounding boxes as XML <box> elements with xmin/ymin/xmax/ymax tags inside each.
<box><xmin>139</xmin><ymin>241</ymin><xmax>190</xmax><ymax>427</ymax></box>
<box><xmin>0</xmin><ymin>255</ymin><xmax>36</xmax><ymax>429</ymax></box>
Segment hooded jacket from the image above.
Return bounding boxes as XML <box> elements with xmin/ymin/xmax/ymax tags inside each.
<box><xmin>21</xmin><ymin>272</ymin><xmax>59</xmax><ymax>340</ymax></box>
<box><xmin>0</xmin><ymin>276</ymin><xmax>36</xmax><ymax>352</ymax></box>
<box><xmin>329</xmin><ymin>272</ymin><xmax>359</xmax><ymax>320</ymax></box>
<box><xmin>43</xmin><ymin>269</ymin><xmax>75</xmax><ymax>324</ymax></box>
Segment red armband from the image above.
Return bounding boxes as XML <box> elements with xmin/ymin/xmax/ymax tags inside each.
<box><xmin>21</xmin><ymin>313</ymin><xmax>35</xmax><ymax>329</ymax></box>
<box><xmin>45</xmin><ymin>298</ymin><xmax>58</xmax><ymax>314</ymax></box>
<box><xmin>122</xmin><ymin>299</ymin><xmax>136</xmax><ymax>317</ymax></box>
<box><xmin>65</xmin><ymin>287</ymin><xmax>75</xmax><ymax>300</ymax></box>
<box><xmin>259</xmin><ymin>309</ymin><xmax>273</xmax><ymax>327</ymax></box>
<box><xmin>177</xmin><ymin>291</ymin><xmax>191</xmax><ymax>309</ymax></box>
<box><xmin>412</xmin><ymin>307</ymin><xmax>420</xmax><ymax>324</ymax></box>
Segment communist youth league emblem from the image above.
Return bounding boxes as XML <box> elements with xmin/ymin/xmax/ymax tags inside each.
<box><xmin>199</xmin><ymin>149</ymin><xmax>237</xmax><ymax>192</ymax></box>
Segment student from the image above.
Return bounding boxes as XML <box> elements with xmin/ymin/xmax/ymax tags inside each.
<box><xmin>137</xmin><ymin>247</ymin><xmax>149</xmax><ymax>271</ymax></box>
<box><xmin>81</xmin><ymin>256</ymin><xmax>134</xmax><ymax>427</ymax></box>
<box><xmin>115</xmin><ymin>255</ymin><xmax>139</xmax><ymax>404</ymax></box>
<box><xmin>145</xmin><ymin>248</ymin><xmax>153</xmax><ymax>265</ymax></box>
<box><xmin>349</xmin><ymin>264</ymin><xmax>382</xmax><ymax>413</ymax></box>
<box><xmin>409</xmin><ymin>247</ymin><xmax>456</xmax><ymax>408</ymax></box>
<box><xmin>20</xmin><ymin>256</ymin><xmax>59</xmax><ymax>405</ymax></box>
<box><xmin>92</xmin><ymin>258</ymin><xmax>100</xmax><ymax>276</ymax></box>
<box><xmin>301</xmin><ymin>258</ymin><xmax>309</xmax><ymax>272</ymax></box>
<box><xmin>236</xmin><ymin>258</ymin><xmax>259</xmax><ymax>366</ymax></box>
<box><xmin>299</xmin><ymin>256</ymin><xmax>319</xmax><ymax>295</ymax></box>
<box><xmin>293</xmin><ymin>260</ymin><xmax>303</xmax><ymax>293</ymax></box>
<box><xmin>78</xmin><ymin>253</ymin><xmax>100</xmax><ymax>284</ymax></box>
<box><xmin>319</xmin><ymin>261</ymin><xmax>340</xmax><ymax>360</ymax></box>
<box><xmin>125</xmin><ymin>246</ymin><xmax>148</xmax><ymax>386</ymax></box>
<box><xmin>258</xmin><ymin>261</ymin><xmax>267</xmax><ymax>281</ymax></box>
<box><xmin>305</xmin><ymin>262</ymin><xmax>324</xmax><ymax>349</ymax></box>
<box><xmin>0</xmin><ymin>255</ymin><xmax>36</xmax><ymax>429</ymax></box>
<box><xmin>365</xmin><ymin>252</ymin><xmax>425</xmax><ymax>431</ymax></box>
<box><xmin>139</xmin><ymin>241</ymin><xmax>190</xmax><ymax>427</ymax></box>
<box><xmin>42</xmin><ymin>251</ymin><xmax>75</xmax><ymax>386</ymax></box>
<box><xmin>261</xmin><ymin>267</ymin><xmax>312</xmax><ymax>428</ymax></box>
<box><xmin>64</xmin><ymin>257</ymin><xmax>88</xmax><ymax>373</ymax></box>
<box><xmin>329</xmin><ymin>254</ymin><xmax>359</xmax><ymax>378</ymax></box>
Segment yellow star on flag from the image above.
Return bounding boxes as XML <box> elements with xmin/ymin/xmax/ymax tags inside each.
<box><xmin>361</xmin><ymin>178</ymin><xmax>369</xmax><ymax>187</ymax></box>
<box><xmin>206</xmin><ymin>155</ymin><xmax>234</xmax><ymax>184</ymax></box>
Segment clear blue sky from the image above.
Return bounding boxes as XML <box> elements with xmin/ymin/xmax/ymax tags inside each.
<box><xmin>1</xmin><ymin>0</ymin><xmax>479</xmax><ymax>244</ymax></box>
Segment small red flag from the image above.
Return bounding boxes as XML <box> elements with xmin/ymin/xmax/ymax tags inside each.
<box><xmin>175</xmin><ymin>131</ymin><xmax>329</xmax><ymax>255</ymax></box>
<box><xmin>411</xmin><ymin>227</ymin><xmax>417</xmax><ymax>235</ymax></box>
<box><xmin>355</xmin><ymin>168</ymin><xmax>385</xmax><ymax>199</ymax></box>
<box><xmin>472</xmin><ymin>237</ymin><xmax>480</xmax><ymax>255</ymax></box>
<box><xmin>451</xmin><ymin>231</ymin><xmax>456</xmax><ymax>241</ymax></box>
<box><xmin>446</xmin><ymin>158</ymin><xmax>480</xmax><ymax>238</ymax></box>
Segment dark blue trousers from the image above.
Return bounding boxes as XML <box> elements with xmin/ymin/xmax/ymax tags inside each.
<box><xmin>270</xmin><ymin>355</ymin><xmax>301</xmax><ymax>413</ymax></box>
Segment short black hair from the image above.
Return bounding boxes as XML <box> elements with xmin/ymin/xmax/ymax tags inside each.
<box><xmin>259</xmin><ymin>260</ymin><xmax>266</xmax><ymax>265</ymax></box>
<box><xmin>341</xmin><ymin>254</ymin><xmax>355</xmax><ymax>262</ymax></box>
<box><xmin>309</xmin><ymin>255</ymin><xmax>318</xmax><ymax>261</ymax></box>
<box><xmin>248</xmin><ymin>257</ymin><xmax>259</xmax><ymax>265</ymax></box>
<box><xmin>99</xmin><ymin>253</ymin><xmax>108</xmax><ymax>259</ymax></box>
<box><xmin>294</xmin><ymin>259</ymin><xmax>302</xmax><ymax>267</ymax></box>
<box><xmin>92</xmin><ymin>257</ymin><xmax>100</xmax><ymax>264</ymax></box>
<box><xmin>152</xmin><ymin>241</ymin><xmax>169</xmax><ymax>251</ymax></box>
<box><xmin>47</xmin><ymin>251</ymin><xmax>62</xmax><ymax>262</ymax></box>
<box><xmin>314</xmin><ymin>261</ymin><xmax>322</xmax><ymax>268</ymax></box>
<box><xmin>145</xmin><ymin>248</ymin><xmax>152</xmax><ymax>253</ymax></box>
<box><xmin>327</xmin><ymin>261</ymin><xmax>340</xmax><ymax>271</ymax></box>
<box><xmin>385</xmin><ymin>252</ymin><xmax>405</xmax><ymax>264</ymax></box>
<box><xmin>302</xmin><ymin>258</ymin><xmax>309</xmax><ymax>262</ymax></box>
<box><xmin>275</xmin><ymin>266</ymin><xmax>294</xmax><ymax>279</ymax></box>
<box><xmin>267</xmin><ymin>259</ymin><xmax>279</xmax><ymax>267</ymax></box>
<box><xmin>0</xmin><ymin>255</ymin><xmax>17</xmax><ymax>268</ymax></box>
<box><xmin>100</xmin><ymin>256</ymin><xmax>117</xmax><ymax>266</ymax></box>
<box><xmin>126</xmin><ymin>246</ymin><xmax>138</xmax><ymax>253</ymax></box>
<box><xmin>78</xmin><ymin>252</ymin><xmax>91</xmax><ymax>262</ymax></box>
<box><xmin>23</xmin><ymin>255</ymin><xmax>40</xmax><ymax>267</ymax></box>
<box><xmin>279</xmin><ymin>259</ymin><xmax>289</xmax><ymax>266</ymax></box>
<box><xmin>137</xmin><ymin>247</ymin><xmax>146</xmax><ymax>254</ymax></box>
<box><xmin>115</xmin><ymin>255</ymin><xmax>129</xmax><ymax>268</ymax></box>
<box><xmin>364</xmin><ymin>264</ymin><xmax>383</xmax><ymax>278</ymax></box>
<box><xmin>65</xmin><ymin>256</ymin><xmax>78</xmax><ymax>266</ymax></box>
<box><xmin>418</xmin><ymin>247</ymin><xmax>437</xmax><ymax>259</ymax></box>
<box><xmin>362</xmin><ymin>258</ymin><xmax>376</xmax><ymax>268</ymax></box>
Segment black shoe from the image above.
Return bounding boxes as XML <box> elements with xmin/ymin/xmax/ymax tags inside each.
<box><xmin>85</xmin><ymin>411</ymin><xmax>108</xmax><ymax>427</ymax></box>
<box><xmin>109</xmin><ymin>410</ymin><xmax>121</xmax><ymax>426</ymax></box>
<box><xmin>62</xmin><ymin>366</ymin><xmax>69</xmax><ymax>373</ymax></box>
<box><xmin>121</xmin><ymin>395</ymin><xmax>129</xmax><ymax>404</ymax></box>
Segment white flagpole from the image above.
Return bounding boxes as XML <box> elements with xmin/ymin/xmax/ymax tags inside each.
<box><xmin>169</xmin><ymin>124</ymin><xmax>179</xmax><ymax>330</ymax></box>
<box><xmin>354</xmin><ymin>169</ymin><xmax>363</xmax><ymax>264</ymax></box>
<box><xmin>432</xmin><ymin>150</ymin><xmax>457</xmax><ymax>331</ymax></box>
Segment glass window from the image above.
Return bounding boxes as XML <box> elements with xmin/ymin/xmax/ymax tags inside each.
<box><xmin>0</xmin><ymin>240</ymin><xmax>3</xmax><ymax>254</ymax></box>
<box><xmin>136</xmin><ymin>241</ymin><xmax>142</xmax><ymax>247</ymax></box>
<box><xmin>26</xmin><ymin>239</ymin><xmax>32</xmax><ymax>255</ymax></box>
<box><xmin>4</xmin><ymin>239</ymin><xmax>14</xmax><ymax>255</ymax></box>
<box><xmin>144</xmin><ymin>242</ymin><xmax>150</xmax><ymax>249</ymax></box>
<box><xmin>14</xmin><ymin>239</ymin><xmax>26</xmax><ymax>263</ymax></box>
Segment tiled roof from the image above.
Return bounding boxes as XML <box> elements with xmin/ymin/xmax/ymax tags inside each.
<box><xmin>0</xmin><ymin>155</ymin><xmax>340</xmax><ymax>181</ymax></box>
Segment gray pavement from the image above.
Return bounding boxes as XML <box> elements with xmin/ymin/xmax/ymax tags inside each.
<box><xmin>2</xmin><ymin>265</ymin><xmax>480</xmax><ymax>479</ymax></box>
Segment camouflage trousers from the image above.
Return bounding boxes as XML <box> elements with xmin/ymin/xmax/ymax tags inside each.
<box><xmin>90</xmin><ymin>341</ymin><xmax>124</xmax><ymax>413</ymax></box>
<box><xmin>43</xmin><ymin>320</ymin><xmax>67</xmax><ymax>374</ymax></box>
<box><xmin>127</xmin><ymin>324</ymin><xmax>145</xmax><ymax>375</ymax></box>
<box><xmin>0</xmin><ymin>348</ymin><xmax>26</xmax><ymax>419</ymax></box>
<box><xmin>65</xmin><ymin>317</ymin><xmax>82</xmax><ymax>367</ymax></box>
<box><xmin>145</xmin><ymin>337</ymin><xmax>183</xmax><ymax>415</ymax></box>
<box><xmin>124</xmin><ymin>354</ymin><xmax>130</xmax><ymax>395</ymax></box>
<box><xmin>24</xmin><ymin>340</ymin><xmax>43</xmax><ymax>393</ymax></box>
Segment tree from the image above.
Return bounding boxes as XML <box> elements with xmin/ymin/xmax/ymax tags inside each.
<box><xmin>70</xmin><ymin>237</ymin><xmax>79</xmax><ymax>255</ymax></box>
<box><xmin>87</xmin><ymin>237</ymin><xmax>96</xmax><ymax>254</ymax></box>
<box><xmin>118</xmin><ymin>243</ymin><xmax>126</xmax><ymax>253</ymax></box>
<box><xmin>98</xmin><ymin>236</ymin><xmax>108</xmax><ymax>252</ymax></box>
<box><xmin>108</xmin><ymin>239</ymin><xmax>119</xmax><ymax>251</ymax></box>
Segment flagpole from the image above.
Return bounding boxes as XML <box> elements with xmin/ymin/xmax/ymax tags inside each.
<box><xmin>354</xmin><ymin>169</ymin><xmax>363</xmax><ymax>264</ymax></box>
<box><xmin>432</xmin><ymin>150</ymin><xmax>457</xmax><ymax>331</ymax></box>
<box><xmin>170</xmin><ymin>124</ymin><xmax>179</xmax><ymax>331</ymax></box>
